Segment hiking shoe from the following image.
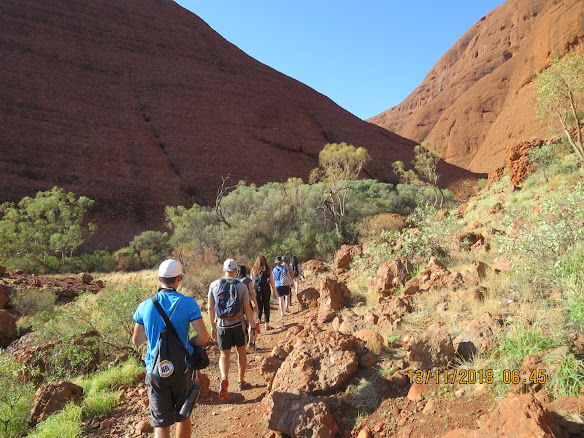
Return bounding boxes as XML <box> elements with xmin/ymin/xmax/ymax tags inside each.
<box><xmin>285</xmin><ymin>307</ymin><xmax>291</xmax><ymax>313</ymax></box>
<box><xmin>280</xmin><ymin>311</ymin><xmax>285</xmax><ymax>317</ymax></box>
<box><xmin>237</xmin><ymin>381</ymin><xmax>250</xmax><ymax>391</ymax></box>
<box><xmin>219</xmin><ymin>377</ymin><xmax>228</xmax><ymax>401</ymax></box>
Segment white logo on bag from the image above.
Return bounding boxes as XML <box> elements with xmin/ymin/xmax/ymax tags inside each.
<box><xmin>159</xmin><ymin>360</ymin><xmax>174</xmax><ymax>377</ymax></box>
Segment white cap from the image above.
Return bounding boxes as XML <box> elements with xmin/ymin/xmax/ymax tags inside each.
<box><xmin>158</xmin><ymin>259</ymin><xmax>182</xmax><ymax>278</ymax></box>
<box><xmin>223</xmin><ymin>258</ymin><xmax>237</xmax><ymax>272</ymax></box>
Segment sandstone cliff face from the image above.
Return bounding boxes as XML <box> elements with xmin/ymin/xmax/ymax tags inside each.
<box><xmin>369</xmin><ymin>0</ymin><xmax>584</xmax><ymax>173</ymax></box>
<box><xmin>1</xmin><ymin>0</ymin><xmax>440</xmax><ymax>248</ymax></box>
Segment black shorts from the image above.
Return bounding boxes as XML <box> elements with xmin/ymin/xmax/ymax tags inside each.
<box><xmin>276</xmin><ymin>286</ymin><xmax>291</xmax><ymax>297</ymax></box>
<box><xmin>217</xmin><ymin>324</ymin><xmax>247</xmax><ymax>350</ymax></box>
<box><xmin>146</xmin><ymin>368</ymin><xmax>193</xmax><ymax>427</ymax></box>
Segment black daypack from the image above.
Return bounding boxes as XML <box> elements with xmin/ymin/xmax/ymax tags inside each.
<box><xmin>151</xmin><ymin>295</ymin><xmax>209</xmax><ymax>385</ymax></box>
<box><xmin>252</xmin><ymin>271</ymin><xmax>269</xmax><ymax>292</ymax></box>
<box><xmin>214</xmin><ymin>278</ymin><xmax>241</xmax><ymax>319</ymax></box>
<box><xmin>292</xmin><ymin>263</ymin><xmax>300</xmax><ymax>277</ymax></box>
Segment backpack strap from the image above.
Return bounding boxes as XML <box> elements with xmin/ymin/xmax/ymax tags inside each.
<box><xmin>152</xmin><ymin>295</ymin><xmax>193</xmax><ymax>361</ymax></box>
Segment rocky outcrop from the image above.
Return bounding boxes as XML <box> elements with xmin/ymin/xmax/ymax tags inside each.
<box><xmin>0</xmin><ymin>285</ymin><xmax>7</xmax><ymax>309</ymax></box>
<box><xmin>318</xmin><ymin>278</ymin><xmax>351</xmax><ymax>322</ymax></box>
<box><xmin>403</xmin><ymin>323</ymin><xmax>455</xmax><ymax>370</ymax></box>
<box><xmin>370</xmin><ymin>0</ymin><xmax>584</xmax><ymax>175</ymax></box>
<box><xmin>0</xmin><ymin>309</ymin><xmax>17</xmax><ymax>347</ymax></box>
<box><xmin>368</xmin><ymin>258</ymin><xmax>411</xmax><ymax>297</ymax></box>
<box><xmin>296</xmin><ymin>287</ymin><xmax>320</xmax><ymax>309</ymax></box>
<box><xmin>270</xmin><ymin>329</ymin><xmax>359</xmax><ymax>396</ymax></box>
<box><xmin>267</xmin><ymin>392</ymin><xmax>339</xmax><ymax>438</ymax></box>
<box><xmin>453</xmin><ymin>313</ymin><xmax>503</xmax><ymax>359</ymax></box>
<box><xmin>441</xmin><ymin>393</ymin><xmax>566</xmax><ymax>438</ymax></box>
<box><xmin>401</xmin><ymin>257</ymin><xmax>463</xmax><ymax>297</ymax></box>
<box><xmin>302</xmin><ymin>260</ymin><xmax>330</xmax><ymax>277</ymax></box>
<box><xmin>29</xmin><ymin>381</ymin><xmax>84</xmax><ymax>425</ymax></box>
<box><xmin>0</xmin><ymin>0</ymin><xmax>491</xmax><ymax>249</ymax></box>
<box><xmin>334</xmin><ymin>244</ymin><xmax>363</xmax><ymax>271</ymax></box>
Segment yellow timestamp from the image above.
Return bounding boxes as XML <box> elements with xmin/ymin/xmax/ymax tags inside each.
<box><xmin>407</xmin><ymin>369</ymin><xmax>547</xmax><ymax>385</ymax></box>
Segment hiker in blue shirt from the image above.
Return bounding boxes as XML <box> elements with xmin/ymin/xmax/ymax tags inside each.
<box><xmin>273</xmin><ymin>256</ymin><xmax>294</xmax><ymax>317</ymax></box>
<box><xmin>132</xmin><ymin>259</ymin><xmax>209</xmax><ymax>438</ymax></box>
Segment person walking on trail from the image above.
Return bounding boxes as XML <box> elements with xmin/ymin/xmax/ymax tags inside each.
<box><xmin>250</xmin><ymin>255</ymin><xmax>274</xmax><ymax>331</ymax></box>
<box><xmin>208</xmin><ymin>258</ymin><xmax>256</xmax><ymax>401</ymax></box>
<box><xmin>290</xmin><ymin>255</ymin><xmax>304</xmax><ymax>297</ymax></box>
<box><xmin>236</xmin><ymin>264</ymin><xmax>260</xmax><ymax>348</ymax></box>
<box><xmin>273</xmin><ymin>256</ymin><xmax>293</xmax><ymax>316</ymax></box>
<box><xmin>132</xmin><ymin>259</ymin><xmax>209</xmax><ymax>438</ymax></box>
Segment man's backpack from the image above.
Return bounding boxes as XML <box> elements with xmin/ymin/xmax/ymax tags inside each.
<box><xmin>214</xmin><ymin>278</ymin><xmax>242</xmax><ymax>319</ymax></box>
<box><xmin>292</xmin><ymin>263</ymin><xmax>300</xmax><ymax>277</ymax></box>
<box><xmin>151</xmin><ymin>296</ymin><xmax>188</xmax><ymax>384</ymax></box>
<box><xmin>252</xmin><ymin>271</ymin><xmax>269</xmax><ymax>292</ymax></box>
<box><xmin>151</xmin><ymin>295</ymin><xmax>209</xmax><ymax>385</ymax></box>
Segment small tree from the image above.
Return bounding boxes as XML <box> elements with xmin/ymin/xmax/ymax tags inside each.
<box><xmin>309</xmin><ymin>142</ymin><xmax>371</xmax><ymax>235</ymax></box>
<box><xmin>533</xmin><ymin>52</ymin><xmax>584</xmax><ymax>163</ymax></box>
<box><xmin>392</xmin><ymin>142</ymin><xmax>444</xmax><ymax>208</ymax></box>
<box><xmin>0</xmin><ymin>187</ymin><xmax>96</xmax><ymax>272</ymax></box>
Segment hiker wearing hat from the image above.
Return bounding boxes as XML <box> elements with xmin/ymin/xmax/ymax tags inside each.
<box><xmin>208</xmin><ymin>258</ymin><xmax>256</xmax><ymax>401</ymax></box>
<box><xmin>132</xmin><ymin>259</ymin><xmax>209</xmax><ymax>438</ymax></box>
<box><xmin>273</xmin><ymin>256</ymin><xmax>294</xmax><ymax>317</ymax></box>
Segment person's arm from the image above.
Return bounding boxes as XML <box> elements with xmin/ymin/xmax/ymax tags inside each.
<box><xmin>247</xmin><ymin>282</ymin><xmax>259</xmax><ymax>319</ymax></box>
<box><xmin>243</xmin><ymin>299</ymin><xmax>256</xmax><ymax>342</ymax></box>
<box><xmin>190</xmin><ymin>318</ymin><xmax>209</xmax><ymax>346</ymax></box>
<box><xmin>270</xmin><ymin>270</ymin><xmax>276</xmax><ymax>292</ymax></box>
<box><xmin>208</xmin><ymin>296</ymin><xmax>217</xmax><ymax>341</ymax></box>
<box><xmin>132</xmin><ymin>323</ymin><xmax>147</xmax><ymax>346</ymax></box>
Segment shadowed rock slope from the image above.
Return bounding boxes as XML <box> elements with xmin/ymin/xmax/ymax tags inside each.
<box><xmin>369</xmin><ymin>0</ymin><xmax>584</xmax><ymax>173</ymax></box>
<box><xmin>0</xmin><ymin>0</ymin><xmax>480</xmax><ymax>248</ymax></box>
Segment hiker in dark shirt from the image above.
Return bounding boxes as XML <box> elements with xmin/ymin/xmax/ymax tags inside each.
<box><xmin>250</xmin><ymin>255</ymin><xmax>274</xmax><ymax>331</ymax></box>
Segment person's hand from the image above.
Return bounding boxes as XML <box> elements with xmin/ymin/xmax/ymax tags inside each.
<box><xmin>211</xmin><ymin>326</ymin><xmax>217</xmax><ymax>341</ymax></box>
<box><xmin>249</xmin><ymin>326</ymin><xmax>257</xmax><ymax>342</ymax></box>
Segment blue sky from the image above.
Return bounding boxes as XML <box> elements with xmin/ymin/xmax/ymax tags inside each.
<box><xmin>175</xmin><ymin>1</ymin><xmax>505</xmax><ymax>120</ymax></box>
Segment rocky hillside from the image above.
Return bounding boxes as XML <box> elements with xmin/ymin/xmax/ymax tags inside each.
<box><xmin>0</xmin><ymin>0</ymin><xmax>482</xmax><ymax>249</ymax></box>
<box><xmin>369</xmin><ymin>0</ymin><xmax>584</xmax><ymax>173</ymax></box>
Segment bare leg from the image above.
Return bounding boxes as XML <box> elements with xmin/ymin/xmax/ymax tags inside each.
<box><xmin>154</xmin><ymin>427</ymin><xmax>171</xmax><ymax>438</ymax></box>
<box><xmin>175</xmin><ymin>417</ymin><xmax>191</xmax><ymax>438</ymax></box>
<box><xmin>219</xmin><ymin>349</ymin><xmax>231</xmax><ymax>379</ymax></box>
<box><xmin>279</xmin><ymin>295</ymin><xmax>285</xmax><ymax>315</ymax></box>
<box><xmin>236</xmin><ymin>345</ymin><xmax>247</xmax><ymax>383</ymax></box>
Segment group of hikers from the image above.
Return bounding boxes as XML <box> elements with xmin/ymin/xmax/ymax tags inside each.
<box><xmin>132</xmin><ymin>255</ymin><xmax>304</xmax><ymax>438</ymax></box>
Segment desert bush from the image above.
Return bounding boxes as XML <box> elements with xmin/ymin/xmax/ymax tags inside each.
<box><xmin>33</xmin><ymin>283</ymin><xmax>149</xmax><ymax>375</ymax></box>
<box><xmin>392</xmin><ymin>205</ymin><xmax>459</xmax><ymax>267</ymax></box>
<box><xmin>549</xmin><ymin>353</ymin><xmax>584</xmax><ymax>397</ymax></box>
<box><xmin>0</xmin><ymin>353</ymin><xmax>36</xmax><ymax>438</ymax></box>
<box><xmin>356</xmin><ymin>213</ymin><xmax>407</xmax><ymax>243</ymax></box>
<box><xmin>62</xmin><ymin>249</ymin><xmax>117</xmax><ymax>273</ymax></box>
<box><xmin>0</xmin><ymin>187</ymin><xmax>96</xmax><ymax>274</ymax></box>
<box><xmin>127</xmin><ymin>231</ymin><xmax>172</xmax><ymax>268</ymax></box>
<box><xmin>496</xmin><ymin>325</ymin><xmax>563</xmax><ymax>368</ymax></box>
<box><xmin>27</xmin><ymin>403</ymin><xmax>82</xmax><ymax>438</ymax></box>
<box><xmin>78</xmin><ymin>357</ymin><xmax>142</xmax><ymax>417</ymax></box>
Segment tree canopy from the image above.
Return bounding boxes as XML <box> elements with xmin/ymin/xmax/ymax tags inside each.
<box><xmin>533</xmin><ymin>51</ymin><xmax>584</xmax><ymax>163</ymax></box>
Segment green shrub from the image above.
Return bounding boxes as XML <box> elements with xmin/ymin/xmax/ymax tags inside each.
<box><xmin>0</xmin><ymin>353</ymin><xmax>36</xmax><ymax>438</ymax></box>
<box><xmin>78</xmin><ymin>357</ymin><xmax>142</xmax><ymax>417</ymax></box>
<box><xmin>497</xmin><ymin>325</ymin><xmax>563</xmax><ymax>367</ymax></box>
<box><xmin>0</xmin><ymin>187</ymin><xmax>96</xmax><ymax>274</ymax></box>
<box><xmin>10</xmin><ymin>288</ymin><xmax>57</xmax><ymax>321</ymax></box>
<box><xmin>549</xmin><ymin>353</ymin><xmax>584</xmax><ymax>397</ymax></box>
<box><xmin>128</xmin><ymin>231</ymin><xmax>172</xmax><ymax>268</ymax></box>
<box><xmin>33</xmin><ymin>284</ymin><xmax>149</xmax><ymax>373</ymax></box>
<box><xmin>27</xmin><ymin>403</ymin><xmax>82</xmax><ymax>438</ymax></box>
